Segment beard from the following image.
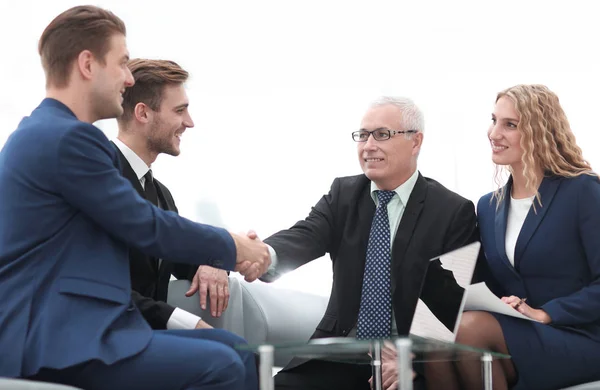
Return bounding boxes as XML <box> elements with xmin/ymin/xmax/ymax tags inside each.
<box><xmin>147</xmin><ymin>119</ymin><xmax>180</xmax><ymax>157</ymax></box>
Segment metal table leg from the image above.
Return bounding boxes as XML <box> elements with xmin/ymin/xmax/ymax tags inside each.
<box><xmin>372</xmin><ymin>340</ymin><xmax>383</xmax><ymax>390</ymax></box>
<box><xmin>481</xmin><ymin>353</ymin><xmax>493</xmax><ymax>390</ymax></box>
<box><xmin>395</xmin><ymin>338</ymin><xmax>413</xmax><ymax>390</ymax></box>
<box><xmin>258</xmin><ymin>345</ymin><xmax>274</xmax><ymax>390</ymax></box>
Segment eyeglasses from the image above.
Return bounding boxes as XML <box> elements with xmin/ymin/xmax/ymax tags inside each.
<box><xmin>352</xmin><ymin>128</ymin><xmax>418</xmax><ymax>142</ymax></box>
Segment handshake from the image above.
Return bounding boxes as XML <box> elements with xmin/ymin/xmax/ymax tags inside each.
<box><xmin>231</xmin><ymin>230</ymin><xmax>271</xmax><ymax>282</ymax></box>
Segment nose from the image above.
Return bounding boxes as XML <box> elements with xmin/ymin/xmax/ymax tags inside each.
<box><xmin>362</xmin><ymin>133</ymin><xmax>379</xmax><ymax>151</ymax></box>
<box><xmin>184</xmin><ymin>112</ymin><xmax>194</xmax><ymax>128</ymax></box>
<box><xmin>124</xmin><ymin>67</ymin><xmax>135</xmax><ymax>87</ymax></box>
<box><xmin>488</xmin><ymin>123</ymin><xmax>501</xmax><ymax>140</ymax></box>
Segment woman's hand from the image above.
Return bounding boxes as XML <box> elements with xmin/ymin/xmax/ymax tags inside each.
<box><xmin>501</xmin><ymin>295</ymin><xmax>552</xmax><ymax>324</ymax></box>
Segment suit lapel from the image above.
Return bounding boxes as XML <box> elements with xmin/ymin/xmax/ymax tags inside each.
<box><xmin>391</xmin><ymin>174</ymin><xmax>426</xmax><ymax>294</ymax></box>
<box><xmin>111</xmin><ymin>142</ymin><xmax>145</xmax><ymax>196</ymax></box>
<box><xmin>513</xmin><ymin>176</ymin><xmax>560</xmax><ymax>270</ymax></box>
<box><xmin>155</xmin><ymin>180</ymin><xmax>174</xmax><ymax>211</ymax></box>
<box><xmin>494</xmin><ymin>179</ymin><xmax>516</xmax><ymax>272</ymax></box>
<box><xmin>356</xmin><ymin>184</ymin><xmax>376</xmax><ymax>273</ymax></box>
<box><xmin>154</xmin><ymin>182</ymin><xmax>175</xmax><ymax>274</ymax></box>
<box><xmin>111</xmin><ymin>142</ymin><xmax>158</xmax><ymax>275</ymax></box>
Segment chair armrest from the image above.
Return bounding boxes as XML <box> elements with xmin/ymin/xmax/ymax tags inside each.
<box><xmin>168</xmin><ymin>276</ymin><xmax>329</xmax><ymax>367</ymax></box>
<box><xmin>0</xmin><ymin>378</ymin><xmax>82</xmax><ymax>389</ymax></box>
<box><xmin>167</xmin><ymin>277</ymin><xmax>245</xmax><ymax>335</ymax></box>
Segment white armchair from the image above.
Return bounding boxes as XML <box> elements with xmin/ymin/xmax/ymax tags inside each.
<box><xmin>167</xmin><ymin>275</ymin><xmax>329</xmax><ymax>368</ymax></box>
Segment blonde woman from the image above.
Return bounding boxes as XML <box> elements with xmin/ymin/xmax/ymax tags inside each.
<box><xmin>426</xmin><ymin>85</ymin><xmax>600</xmax><ymax>390</ymax></box>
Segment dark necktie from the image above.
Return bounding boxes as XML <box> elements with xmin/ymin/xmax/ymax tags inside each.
<box><xmin>356</xmin><ymin>190</ymin><xmax>396</xmax><ymax>339</ymax></box>
<box><xmin>144</xmin><ymin>169</ymin><xmax>159</xmax><ymax>207</ymax></box>
<box><xmin>144</xmin><ymin>169</ymin><xmax>159</xmax><ymax>270</ymax></box>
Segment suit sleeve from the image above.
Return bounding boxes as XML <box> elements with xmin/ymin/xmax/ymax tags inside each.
<box><xmin>131</xmin><ymin>290</ymin><xmax>175</xmax><ymax>329</ymax></box>
<box><xmin>542</xmin><ymin>177</ymin><xmax>600</xmax><ymax>325</ymax></box>
<box><xmin>475</xmin><ymin>196</ymin><xmax>506</xmax><ymax>297</ymax></box>
<box><xmin>420</xmin><ymin>200</ymin><xmax>478</xmax><ymax>328</ymax></box>
<box><xmin>56</xmin><ymin>124</ymin><xmax>236</xmax><ymax>270</ymax></box>
<box><xmin>421</xmin><ymin>260</ymin><xmax>465</xmax><ymax>331</ymax></box>
<box><xmin>442</xmin><ymin>200</ymin><xmax>479</xmax><ymax>254</ymax></box>
<box><xmin>261</xmin><ymin>178</ymin><xmax>339</xmax><ymax>282</ymax></box>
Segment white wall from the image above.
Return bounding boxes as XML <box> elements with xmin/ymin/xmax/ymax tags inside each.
<box><xmin>1</xmin><ymin>0</ymin><xmax>599</xmax><ymax>297</ymax></box>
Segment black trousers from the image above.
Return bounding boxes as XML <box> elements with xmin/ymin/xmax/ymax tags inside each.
<box><xmin>274</xmin><ymin>359</ymin><xmax>426</xmax><ymax>390</ymax></box>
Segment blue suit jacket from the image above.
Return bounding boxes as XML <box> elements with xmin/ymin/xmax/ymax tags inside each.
<box><xmin>0</xmin><ymin>99</ymin><xmax>236</xmax><ymax>377</ymax></box>
<box><xmin>477</xmin><ymin>174</ymin><xmax>600</xmax><ymax>341</ymax></box>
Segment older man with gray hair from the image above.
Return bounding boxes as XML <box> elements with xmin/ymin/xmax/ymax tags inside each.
<box><xmin>260</xmin><ymin>96</ymin><xmax>479</xmax><ymax>390</ymax></box>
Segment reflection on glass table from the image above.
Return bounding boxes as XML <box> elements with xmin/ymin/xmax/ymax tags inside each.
<box><xmin>238</xmin><ymin>335</ymin><xmax>510</xmax><ymax>390</ymax></box>
<box><xmin>238</xmin><ymin>243</ymin><xmax>510</xmax><ymax>390</ymax></box>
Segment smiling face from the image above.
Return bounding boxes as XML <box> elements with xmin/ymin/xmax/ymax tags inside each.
<box><xmin>488</xmin><ymin>96</ymin><xmax>524</xmax><ymax>171</ymax></box>
<box><xmin>357</xmin><ymin>104</ymin><xmax>423</xmax><ymax>190</ymax></box>
<box><xmin>145</xmin><ymin>84</ymin><xmax>194</xmax><ymax>157</ymax></box>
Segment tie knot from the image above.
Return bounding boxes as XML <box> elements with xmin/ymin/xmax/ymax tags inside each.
<box><xmin>144</xmin><ymin>169</ymin><xmax>154</xmax><ymax>182</ymax></box>
<box><xmin>376</xmin><ymin>190</ymin><xmax>395</xmax><ymax>206</ymax></box>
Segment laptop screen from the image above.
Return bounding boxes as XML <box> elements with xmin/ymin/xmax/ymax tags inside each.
<box><xmin>409</xmin><ymin>242</ymin><xmax>481</xmax><ymax>343</ymax></box>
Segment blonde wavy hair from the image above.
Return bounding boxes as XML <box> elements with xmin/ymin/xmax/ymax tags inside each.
<box><xmin>493</xmin><ymin>84</ymin><xmax>596</xmax><ymax>206</ymax></box>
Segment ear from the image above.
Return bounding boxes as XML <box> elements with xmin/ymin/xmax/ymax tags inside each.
<box><xmin>76</xmin><ymin>50</ymin><xmax>95</xmax><ymax>81</ymax></box>
<box><xmin>412</xmin><ymin>132</ymin><xmax>424</xmax><ymax>156</ymax></box>
<box><xmin>134</xmin><ymin>102</ymin><xmax>151</xmax><ymax>124</ymax></box>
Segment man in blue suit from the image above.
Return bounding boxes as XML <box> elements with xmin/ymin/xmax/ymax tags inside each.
<box><xmin>0</xmin><ymin>6</ymin><xmax>268</xmax><ymax>390</ymax></box>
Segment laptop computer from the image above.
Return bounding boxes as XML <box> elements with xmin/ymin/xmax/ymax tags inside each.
<box><xmin>409</xmin><ymin>241</ymin><xmax>481</xmax><ymax>343</ymax></box>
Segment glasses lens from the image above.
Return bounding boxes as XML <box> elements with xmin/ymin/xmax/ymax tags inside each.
<box><xmin>353</xmin><ymin>131</ymin><xmax>369</xmax><ymax>142</ymax></box>
<box><xmin>373</xmin><ymin>129</ymin><xmax>390</xmax><ymax>140</ymax></box>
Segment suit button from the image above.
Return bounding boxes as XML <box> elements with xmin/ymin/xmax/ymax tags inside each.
<box><xmin>342</xmin><ymin>329</ymin><xmax>348</xmax><ymax>336</ymax></box>
<box><xmin>127</xmin><ymin>303</ymin><xmax>136</xmax><ymax>312</ymax></box>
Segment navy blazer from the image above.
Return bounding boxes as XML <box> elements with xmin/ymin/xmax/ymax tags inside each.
<box><xmin>0</xmin><ymin>99</ymin><xmax>236</xmax><ymax>377</ymax></box>
<box><xmin>477</xmin><ymin>174</ymin><xmax>600</xmax><ymax>341</ymax></box>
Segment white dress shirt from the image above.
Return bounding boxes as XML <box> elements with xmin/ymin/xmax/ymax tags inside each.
<box><xmin>268</xmin><ymin>169</ymin><xmax>420</xmax><ymax>336</ymax></box>
<box><xmin>505</xmin><ymin>195</ymin><xmax>534</xmax><ymax>266</ymax></box>
<box><xmin>113</xmin><ymin>138</ymin><xmax>201</xmax><ymax>330</ymax></box>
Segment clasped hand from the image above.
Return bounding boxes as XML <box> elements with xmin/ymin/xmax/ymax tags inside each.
<box><xmin>368</xmin><ymin>341</ymin><xmax>416</xmax><ymax>390</ymax></box>
<box><xmin>232</xmin><ymin>229</ymin><xmax>271</xmax><ymax>282</ymax></box>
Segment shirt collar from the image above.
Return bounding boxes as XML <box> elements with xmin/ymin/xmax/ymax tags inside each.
<box><xmin>112</xmin><ymin>138</ymin><xmax>150</xmax><ymax>181</ymax></box>
<box><xmin>370</xmin><ymin>169</ymin><xmax>419</xmax><ymax>206</ymax></box>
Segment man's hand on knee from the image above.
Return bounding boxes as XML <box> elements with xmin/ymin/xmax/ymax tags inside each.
<box><xmin>195</xmin><ymin>319</ymin><xmax>213</xmax><ymax>329</ymax></box>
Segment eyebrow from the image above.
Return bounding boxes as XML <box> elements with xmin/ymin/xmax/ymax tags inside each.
<box><xmin>359</xmin><ymin>127</ymin><xmax>390</xmax><ymax>131</ymax></box>
<box><xmin>174</xmin><ymin>103</ymin><xmax>189</xmax><ymax>111</ymax></box>
<box><xmin>491</xmin><ymin>114</ymin><xmax>519</xmax><ymax>122</ymax></box>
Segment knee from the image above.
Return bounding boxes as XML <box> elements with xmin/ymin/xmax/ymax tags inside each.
<box><xmin>455</xmin><ymin>311</ymin><xmax>495</xmax><ymax>347</ymax></box>
<box><xmin>208</xmin><ymin>328</ymin><xmax>249</xmax><ymax>347</ymax></box>
<box><xmin>208</xmin><ymin>345</ymin><xmax>247</xmax><ymax>382</ymax></box>
<box><xmin>226</xmin><ymin>331</ymin><xmax>249</xmax><ymax>347</ymax></box>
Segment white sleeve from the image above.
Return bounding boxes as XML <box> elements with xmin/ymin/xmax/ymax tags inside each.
<box><xmin>266</xmin><ymin>244</ymin><xmax>278</xmax><ymax>272</ymax></box>
<box><xmin>166</xmin><ymin>307</ymin><xmax>201</xmax><ymax>330</ymax></box>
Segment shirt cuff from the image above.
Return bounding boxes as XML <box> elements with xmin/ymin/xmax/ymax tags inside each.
<box><xmin>266</xmin><ymin>244</ymin><xmax>278</xmax><ymax>272</ymax></box>
<box><xmin>166</xmin><ymin>307</ymin><xmax>201</xmax><ymax>330</ymax></box>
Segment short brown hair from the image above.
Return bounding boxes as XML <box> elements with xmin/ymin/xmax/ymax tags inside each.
<box><xmin>120</xmin><ymin>59</ymin><xmax>189</xmax><ymax>122</ymax></box>
<box><xmin>39</xmin><ymin>5</ymin><xmax>126</xmax><ymax>88</ymax></box>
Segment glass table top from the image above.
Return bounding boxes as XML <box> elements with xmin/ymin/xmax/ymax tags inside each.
<box><xmin>237</xmin><ymin>335</ymin><xmax>510</xmax><ymax>364</ymax></box>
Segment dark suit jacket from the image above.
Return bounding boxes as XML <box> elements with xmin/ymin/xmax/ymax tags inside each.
<box><xmin>478</xmin><ymin>174</ymin><xmax>600</xmax><ymax>342</ymax></box>
<box><xmin>263</xmin><ymin>173</ymin><xmax>477</xmax><ymax>368</ymax></box>
<box><xmin>0</xmin><ymin>98</ymin><xmax>236</xmax><ymax>377</ymax></box>
<box><xmin>112</xmin><ymin>144</ymin><xmax>197</xmax><ymax>329</ymax></box>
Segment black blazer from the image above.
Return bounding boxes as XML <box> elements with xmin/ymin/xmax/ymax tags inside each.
<box><xmin>263</xmin><ymin>173</ymin><xmax>477</xmax><ymax>363</ymax></box>
<box><xmin>113</xmin><ymin>143</ymin><xmax>196</xmax><ymax>329</ymax></box>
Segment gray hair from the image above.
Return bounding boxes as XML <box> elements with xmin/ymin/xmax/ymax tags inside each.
<box><xmin>369</xmin><ymin>96</ymin><xmax>425</xmax><ymax>134</ymax></box>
